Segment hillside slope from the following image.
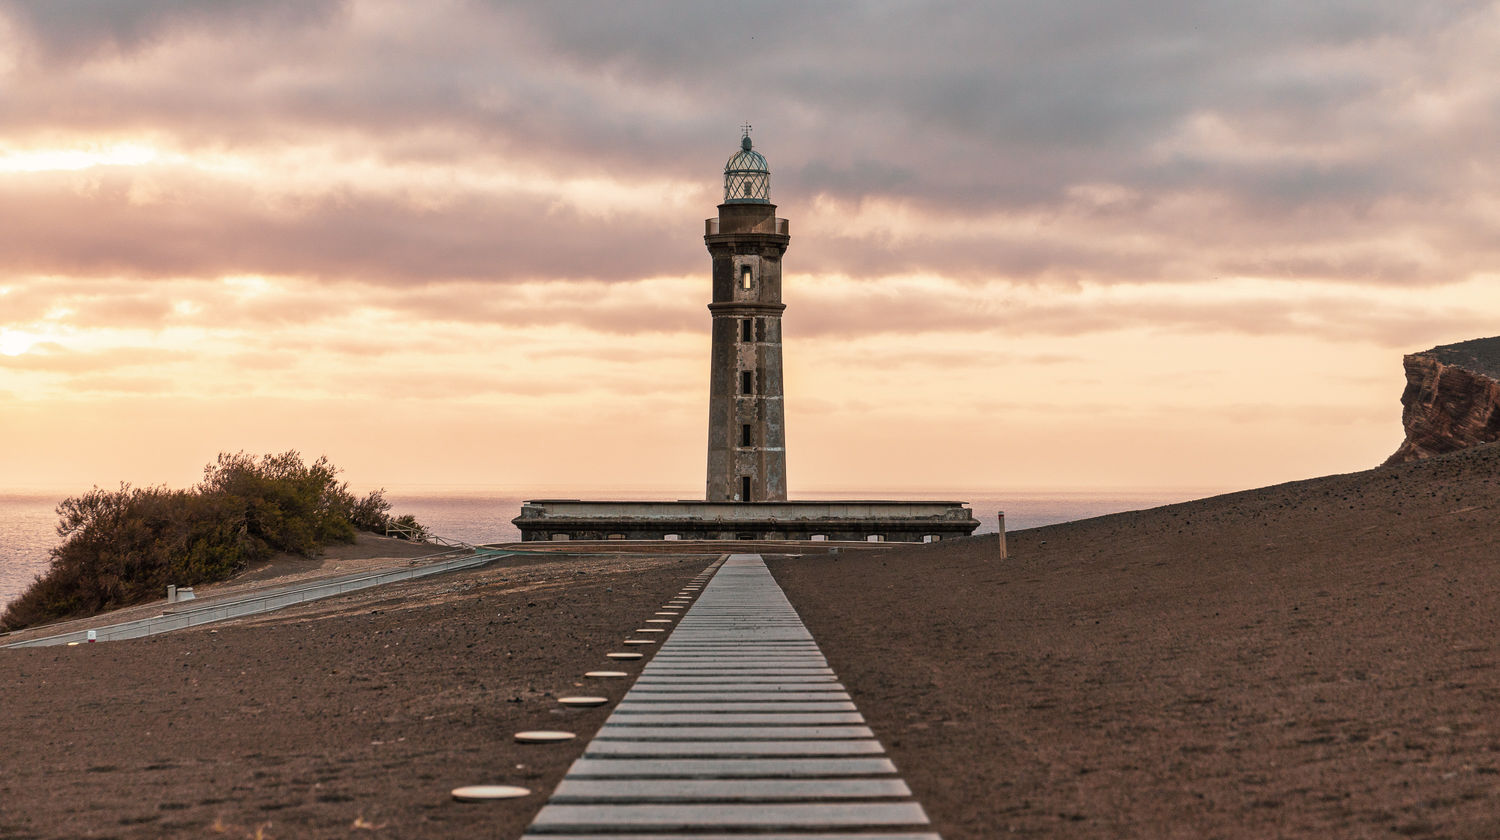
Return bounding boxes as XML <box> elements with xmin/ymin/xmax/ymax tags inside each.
<box><xmin>773</xmin><ymin>442</ymin><xmax>1500</xmax><ymax>839</ymax></box>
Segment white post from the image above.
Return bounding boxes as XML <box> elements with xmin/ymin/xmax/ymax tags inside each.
<box><xmin>167</xmin><ymin>584</ymin><xmax>177</xmax><ymax>603</ymax></box>
<box><xmin>997</xmin><ymin>511</ymin><xmax>1007</xmax><ymax>560</ymax></box>
<box><xmin>86</xmin><ymin>629</ymin><xmax>97</xmax><ymax>643</ymax></box>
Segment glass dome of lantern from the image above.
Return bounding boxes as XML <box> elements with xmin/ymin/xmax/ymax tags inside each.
<box><xmin>723</xmin><ymin>128</ymin><xmax>770</xmax><ymax>204</ymax></box>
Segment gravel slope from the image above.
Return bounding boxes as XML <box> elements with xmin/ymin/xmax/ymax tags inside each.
<box><xmin>772</xmin><ymin>443</ymin><xmax>1500</xmax><ymax>839</ymax></box>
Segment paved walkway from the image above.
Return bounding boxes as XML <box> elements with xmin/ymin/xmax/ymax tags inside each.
<box><xmin>524</xmin><ymin>553</ymin><xmax>939</xmax><ymax>839</ymax></box>
<box><xmin>3</xmin><ymin>548</ymin><xmax>507</xmax><ymax>648</ymax></box>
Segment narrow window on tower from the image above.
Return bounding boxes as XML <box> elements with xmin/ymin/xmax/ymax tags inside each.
<box><xmin>740</xmin><ymin>265</ymin><xmax>752</xmax><ymax>290</ymax></box>
<box><xmin>740</xmin><ymin>318</ymin><xmax>753</xmax><ymax>342</ymax></box>
<box><xmin>740</xmin><ymin>424</ymin><xmax>752</xmax><ymax>447</ymax></box>
<box><xmin>740</xmin><ymin>476</ymin><xmax>752</xmax><ymax>502</ymax></box>
<box><xmin>740</xmin><ymin>370</ymin><xmax>753</xmax><ymax>395</ymax></box>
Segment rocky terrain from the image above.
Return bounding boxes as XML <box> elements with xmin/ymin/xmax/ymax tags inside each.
<box><xmin>1387</xmin><ymin>336</ymin><xmax>1500</xmax><ymax>464</ymax></box>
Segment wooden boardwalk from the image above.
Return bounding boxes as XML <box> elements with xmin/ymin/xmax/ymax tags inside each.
<box><xmin>524</xmin><ymin>554</ymin><xmax>939</xmax><ymax>839</ymax></box>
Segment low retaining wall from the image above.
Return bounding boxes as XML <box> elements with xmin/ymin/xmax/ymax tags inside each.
<box><xmin>513</xmin><ymin>499</ymin><xmax>980</xmax><ymax>543</ymax></box>
<box><xmin>4</xmin><ymin>549</ymin><xmax>504</xmax><ymax>648</ymax></box>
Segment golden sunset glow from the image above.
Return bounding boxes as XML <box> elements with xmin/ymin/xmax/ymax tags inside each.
<box><xmin>1</xmin><ymin>2</ymin><xmax>1496</xmax><ymax>496</ymax></box>
<box><xmin>0</xmin><ymin>329</ymin><xmax>36</xmax><ymax>356</ymax></box>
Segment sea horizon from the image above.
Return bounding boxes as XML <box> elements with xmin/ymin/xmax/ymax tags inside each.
<box><xmin>1</xmin><ymin>484</ymin><xmax>1224</xmax><ymax>610</ymax></box>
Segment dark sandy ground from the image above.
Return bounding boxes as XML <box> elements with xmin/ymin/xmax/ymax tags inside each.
<box><xmin>0</xmin><ymin>548</ymin><xmax>717</xmax><ymax>839</ymax></box>
<box><xmin>4</xmin><ymin>442</ymin><xmax>1500</xmax><ymax>839</ymax></box>
<box><xmin>772</xmin><ymin>441</ymin><xmax>1500</xmax><ymax>839</ymax></box>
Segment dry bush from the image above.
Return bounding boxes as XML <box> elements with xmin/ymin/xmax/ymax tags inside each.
<box><xmin>1</xmin><ymin>451</ymin><xmax>423</xmax><ymax>631</ymax></box>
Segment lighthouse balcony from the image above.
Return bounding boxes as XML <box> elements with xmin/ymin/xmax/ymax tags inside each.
<box><xmin>706</xmin><ymin>216</ymin><xmax>789</xmax><ymax>237</ymax></box>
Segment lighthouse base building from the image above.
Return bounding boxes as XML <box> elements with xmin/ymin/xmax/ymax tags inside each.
<box><xmin>514</xmin><ymin>499</ymin><xmax>980</xmax><ymax>544</ymax></box>
<box><xmin>512</xmin><ymin>131</ymin><xmax>980</xmax><ymax>543</ymax></box>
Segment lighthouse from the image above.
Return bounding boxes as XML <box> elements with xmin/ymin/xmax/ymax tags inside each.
<box><xmin>513</xmin><ymin>133</ymin><xmax>980</xmax><ymax>543</ymax></box>
<box><xmin>704</xmin><ymin>128</ymin><xmax>790</xmax><ymax>502</ymax></box>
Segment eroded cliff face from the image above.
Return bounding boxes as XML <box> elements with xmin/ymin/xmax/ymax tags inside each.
<box><xmin>1385</xmin><ymin>337</ymin><xmax>1500</xmax><ymax>465</ymax></box>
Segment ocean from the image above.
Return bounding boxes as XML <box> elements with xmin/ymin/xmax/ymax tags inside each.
<box><xmin>0</xmin><ymin>486</ymin><xmax>1211</xmax><ymax>610</ymax></box>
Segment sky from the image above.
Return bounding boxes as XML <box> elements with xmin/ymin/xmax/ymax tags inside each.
<box><xmin>1</xmin><ymin>0</ymin><xmax>1497</xmax><ymax>498</ymax></box>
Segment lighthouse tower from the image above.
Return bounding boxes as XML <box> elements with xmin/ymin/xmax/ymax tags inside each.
<box><xmin>704</xmin><ymin>128</ymin><xmax>790</xmax><ymax>502</ymax></box>
<box><xmin>513</xmin><ymin>133</ymin><xmax>980</xmax><ymax>543</ymax></box>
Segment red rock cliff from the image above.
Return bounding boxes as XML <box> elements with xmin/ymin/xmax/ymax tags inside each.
<box><xmin>1385</xmin><ymin>336</ymin><xmax>1500</xmax><ymax>465</ymax></box>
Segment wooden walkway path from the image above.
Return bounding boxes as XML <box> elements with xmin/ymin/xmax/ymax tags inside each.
<box><xmin>523</xmin><ymin>553</ymin><xmax>939</xmax><ymax>838</ymax></box>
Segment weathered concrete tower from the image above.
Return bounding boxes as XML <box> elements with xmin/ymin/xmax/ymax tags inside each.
<box><xmin>705</xmin><ymin>129</ymin><xmax>790</xmax><ymax>502</ymax></box>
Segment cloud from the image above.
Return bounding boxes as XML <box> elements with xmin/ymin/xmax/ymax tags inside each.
<box><xmin>0</xmin><ymin>167</ymin><xmax>702</xmax><ymax>284</ymax></box>
<box><xmin>0</xmin><ymin>1</ymin><xmax>1492</xmax><ymax>211</ymax></box>
<box><xmin>2</xmin><ymin>0</ymin><xmax>1498</xmax><ymax>494</ymax></box>
<box><xmin>0</xmin><ymin>0</ymin><xmax>1494</xmax><ymax>295</ymax></box>
<box><xmin>0</xmin><ymin>0</ymin><xmax>346</xmax><ymax>64</ymax></box>
<box><xmin>0</xmin><ymin>344</ymin><xmax>189</xmax><ymax>373</ymax></box>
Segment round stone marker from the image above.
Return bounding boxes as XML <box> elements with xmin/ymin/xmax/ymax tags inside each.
<box><xmin>558</xmin><ymin>696</ymin><xmax>609</xmax><ymax>708</ymax></box>
<box><xmin>452</xmin><ymin>785</ymin><xmax>530</xmax><ymax>802</ymax></box>
<box><xmin>623</xmin><ymin>639</ymin><xmax>656</xmax><ymax>645</ymax></box>
<box><xmin>606</xmin><ymin>652</ymin><xmax>644</xmax><ymax>660</ymax></box>
<box><xmin>515</xmin><ymin>730</ymin><xmax>575</xmax><ymax>744</ymax></box>
<box><xmin>585</xmin><ymin>670</ymin><xmax>629</xmax><ymax>678</ymax></box>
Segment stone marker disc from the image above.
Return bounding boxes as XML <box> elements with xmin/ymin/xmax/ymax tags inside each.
<box><xmin>452</xmin><ymin>785</ymin><xmax>530</xmax><ymax>802</ymax></box>
<box><xmin>606</xmin><ymin>652</ymin><xmax>644</xmax><ymax>660</ymax></box>
<box><xmin>559</xmin><ymin>696</ymin><xmax>609</xmax><ymax>708</ymax></box>
<box><xmin>585</xmin><ymin>670</ymin><xmax>629</xmax><ymax>678</ymax></box>
<box><xmin>623</xmin><ymin>639</ymin><xmax>656</xmax><ymax>645</ymax></box>
<box><xmin>515</xmin><ymin>730</ymin><xmax>576</xmax><ymax>744</ymax></box>
<box><xmin>646</xmin><ymin>619</ymin><xmax>673</xmax><ymax>623</ymax></box>
<box><xmin>634</xmin><ymin>628</ymin><xmax>666</xmax><ymax>633</ymax></box>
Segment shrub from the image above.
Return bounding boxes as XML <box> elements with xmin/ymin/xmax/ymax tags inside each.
<box><xmin>0</xmin><ymin>451</ymin><xmax>425</xmax><ymax>631</ymax></box>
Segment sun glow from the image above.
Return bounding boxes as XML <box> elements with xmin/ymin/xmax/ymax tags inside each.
<box><xmin>0</xmin><ymin>143</ymin><xmax>159</xmax><ymax>173</ymax></box>
<box><xmin>0</xmin><ymin>329</ymin><xmax>37</xmax><ymax>356</ymax></box>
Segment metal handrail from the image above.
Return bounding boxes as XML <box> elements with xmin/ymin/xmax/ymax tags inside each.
<box><xmin>704</xmin><ymin>218</ymin><xmax>789</xmax><ymax>236</ymax></box>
